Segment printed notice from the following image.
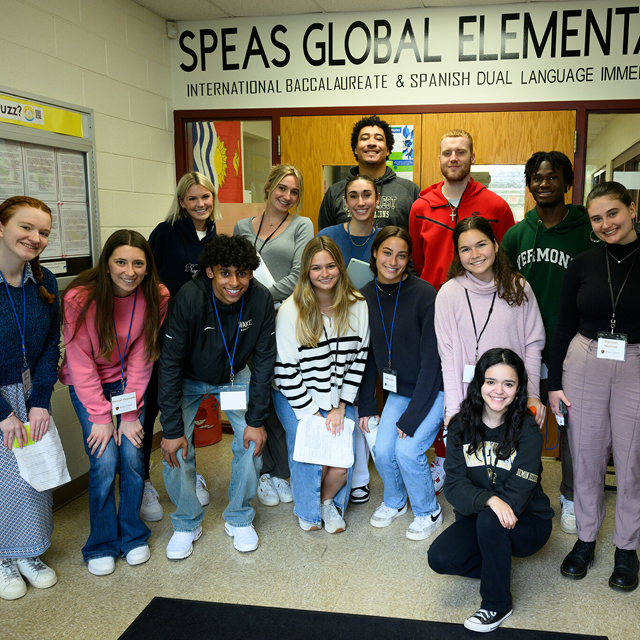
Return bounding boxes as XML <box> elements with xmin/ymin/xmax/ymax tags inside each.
<box><xmin>58</xmin><ymin>151</ymin><xmax>86</xmax><ymax>201</ymax></box>
<box><xmin>0</xmin><ymin>139</ymin><xmax>24</xmax><ymax>199</ymax></box>
<box><xmin>60</xmin><ymin>203</ymin><xmax>91</xmax><ymax>256</ymax></box>
<box><xmin>292</xmin><ymin>414</ymin><xmax>355</xmax><ymax>468</ymax></box>
<box><xmin>24</xmin><ymin>144</ymin><xmax>57</xmax><ymax>201</ymax></box>
<box><xmin>40</xmin><ymin>204</ymin><xmax>63</xmax><ymax>259</ymax></box>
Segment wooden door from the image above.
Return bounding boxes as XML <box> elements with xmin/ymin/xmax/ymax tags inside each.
<box><xmin>420</xmin><ymin>110</ymin><xmax>577</xmax><ymax>212</ymax></box>
<box><xmin>281</xmin><ymin>114</ymin><xmax>422</xmax><ymax>232</ymax></box>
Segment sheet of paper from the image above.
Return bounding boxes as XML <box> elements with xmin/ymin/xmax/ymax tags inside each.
<box><xmin>24</xmin><ymin>144</ymin><xmax>57</xmax><ymax>201</ymax></box>
<box><xmin>12</xmin><ymin>418</ymin><xmax>71</xmax><ymax>492</ymax></box>
<box><xmin>58</xmin><ymin>150</ymin><xmax>87</xmax><ymax>201</ymax></box>
<box><xmin>0</xmin><ymin>139</ymin><xmax>24</xmax><ymax>199</ymax></box>
<box><xmin>60</xmin><ymin>203</ymin><xmax>91</xmax><ymax>256</ymax></box>
<box><xmin>292</xmin><ymin>414</ymin><xmax>355</xmax><ymax>468</ymax></box>
<box><xmin>39</xmin><ymin>203</ymin><xmax>63</xmax><ymax>259</ymax></box>
<box><xmin>253</xmin><ymin>257</ymin><xmax>276</xmax><ymax>289</ymax></box>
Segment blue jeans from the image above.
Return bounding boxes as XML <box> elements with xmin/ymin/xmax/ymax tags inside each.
<box><xmin>272</xmin><ymin>389</ymin><xmax>355</xmax><ymax>526</ymax></box>
<box><xmin>69</xmin><ymin>382</ymin><xmax>150</xmax><ymax>562</ymax></box>
<box><xmin>372</xmin><ymin>391</ymin><xmax>444</xmax><ymax>517</ymax></box>
<box><xmin>162</xmin><ymin>367</ymin><xmax>261</xmax><ymax>531</ymax></box>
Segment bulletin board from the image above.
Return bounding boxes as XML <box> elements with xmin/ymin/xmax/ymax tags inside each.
<box><xmin>0</xmin><ymin>87</ymin><xmax>99</xmax><ymax>285</ymax></box>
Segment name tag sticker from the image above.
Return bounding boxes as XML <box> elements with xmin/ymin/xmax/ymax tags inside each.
<box><xmin>597</xmin><ymin>332</ymin><xmax>627</xmax><ymax>362</ymax></box>
<box><xmin>111</xmin><ymin>391</ymin><xmax>137</xmax><ymax>416</ymax></box>
<box><xmin>382</xmin><ymin>368</ymin><xmax>397</xmax><ymax>393</ymax></box>
<box><xmin>219</xmin><ymin>384</ymin><xmax>248</xmax><ymax>411</ymax></box>
<box><xmin>463</xmin><ymin>364</ymin><xmax>476</xmax><ymax>384</ymax></box>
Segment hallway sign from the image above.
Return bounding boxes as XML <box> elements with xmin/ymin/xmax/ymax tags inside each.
<box><xmin>171</xmin><ymin>0</ymin><xmax>640</xmax><ymax>109</ymax></box>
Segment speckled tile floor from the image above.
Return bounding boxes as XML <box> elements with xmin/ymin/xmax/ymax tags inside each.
<box><xmin>3</xmin><ymin>437</ymin><xmax>630</xmax><ymax>640</ymax></box>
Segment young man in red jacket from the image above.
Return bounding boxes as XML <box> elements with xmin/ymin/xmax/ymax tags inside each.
<box><xmin>409</xmin><ymin>129</ymin><xmax>515</xmax><ymax>290</ymax></box>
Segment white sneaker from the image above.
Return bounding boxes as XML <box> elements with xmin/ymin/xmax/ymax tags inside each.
<box><xmin>298</xmin><ymin>517</ymin><xmax>322</xmax><ymax>531</ymax></box>
<box><xmin>560</xmin><ymin>495</ymin><xmax>577</xmax><ymax>534</ymax></box>
<box><xmin>166</xmin><ymin>526</ymin><xmax>202</xmax><ymax>560</ymax></box>
<box><xmin>430</xmin><ymin>456</ymin><xmax>446</xmax><ymax>495</ymax></box>
<box><xmin>126</xmin><ymin>545</ymin><xmax>150</xmax><ymax>566</ymax></box>
<box><xmin>225</xmin><ymin>523</ymin><xmax>259</xmax><ymax>552</ymax></box>
<box><xmin>16</xmin><ymin>557</ymin><xmax>57</xmax><ymax>588</ymax></box>
<box><xmin>140</xmin><ymin>482</ymin><xmax>163</xmax><ymax>522</ymax></box>
<box><xmin>195</xmin><ymin>474</ymin><xmax>210</xmax><ymax>506</ymax></box>
<box><xmin>0</xmin><ymin>559</ymin><xmax>27</xmax><ymax>600</ymax></box>
<box><xmin>87</xmin><ymin>557</ymin><xmax>115</xmax><ymax>576</ymax></box>
<box><xmin>370</xmin><ymin>501</ymin><xmax>408</xmax><ymax>528</ymax></box>
<box><xmin>321</xmin><ymin>499</ymin><xmax>346</xmax><ymax>533</ymax></box>
<box><xmin>257</xmin><ymin>474</ymin><xmax>279</xmax><ymax>506</ymax></box>
<box><xmin>271</xmin><ymin>476</ymin><xmax>293</xmax><ymax>503</ymax></box>
<box><xmin>464</xmin><ymin>608</ymin><xmax>512</xmax><ymax>632</ymax></box>
<box><xmin>406</xmin><ymin>505</ymin><xmax>443</xmax><ymax>540</ymax></box>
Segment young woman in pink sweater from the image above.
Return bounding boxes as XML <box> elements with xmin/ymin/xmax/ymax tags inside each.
<box><xmin>433</xmin><ymin>217</ymin><xmax>545</xmax><ymax>491</ymax></box>
<box><xmin>59</xmin><ymin>230</ymin><xmax>168</xmax><ymax>576</ymax></box>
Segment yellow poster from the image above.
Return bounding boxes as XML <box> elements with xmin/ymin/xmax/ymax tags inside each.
<box><xmin>0</xmin><ymin>94</ymin><xmax>83</xmax><ymax>138</ymax></box>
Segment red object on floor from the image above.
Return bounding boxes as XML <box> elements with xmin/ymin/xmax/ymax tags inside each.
<box><xmin>194</xmin><ymin>395</ymin><xmax>222</xmax><ymax>448</ymax></box>
<box><xmin>433</xmin><ymin>426</ymin><xmax>446</xmax><ymax>458</ymax></box>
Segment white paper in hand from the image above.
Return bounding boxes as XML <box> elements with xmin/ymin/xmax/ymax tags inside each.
<box><xmin>292</xmin><ymin>414</ymin><xmax>355</xmax><ymax>468</ymax></box>
<box><xmin>12</xmin><ymin>418</ymin><xmax>71</xmax><ymax>491</ymax></box>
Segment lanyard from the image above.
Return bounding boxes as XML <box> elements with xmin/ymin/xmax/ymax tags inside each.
<box><xmin>374</xmin><ymin>276</ymin><xmax>403</xmax><ymax>368</ymax></box>
<box><xmin>465</xmin><ymin>289</ymin><xmax>497</xmax><ymax>363</ymax></box>
<box><xmin>347</xmin><ymin>220</ymin><xmax>376</xmax><ymax>263</ymax></box>
<box><xmin>605</xmin><ymin>247</ymin><xmax>640</xmax><ymax>334</ymax></box>
<box><xmin>212</xmin><ymin>291</ymin><xmax>244</xmax><ymax>383</ymax></box>
<box><xmin>0</xmin><ymin>267</ymin><xmax>28</xmax><ymax>364</ymax></box>
<box><xmin>114</xmin><ymin>289</ymin><xmax>138</xmax><ymax>390</ymax></box>
<box><xmin>254</xmin><ymin>212</ymin><xmax>288</xmax><ymax>255</ymax></box>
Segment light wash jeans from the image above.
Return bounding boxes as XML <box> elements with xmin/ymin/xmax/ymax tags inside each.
<box><xmin>69</xmin><ymin>382</ymin><xmax>150</xmax><ymax>561</ymax></box>
<box><xmin>162</xmin><ymin>367</ymin><xmax>261</xmax><ymax>531</ymax></box>
<box><xmin>372</xmin><ymin>390</ymin><xmax>444</xmax><ymax>517</ymax></box>
<box><xmin>272</xmin><ymin>389</ymin><xmax>356</xmax><ymax>526</ymax></box>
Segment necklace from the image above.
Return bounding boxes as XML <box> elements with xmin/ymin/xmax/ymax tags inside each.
<box><xmin>607</xmin><ymin>245</ymin><xmax>640</xmax><ymax>264</ymax></box>
<box><xmin>376</xmin><ymin>281</ymin><xmax>400</xmax><ymax>295</ymax></box>
<box><xmin>347</xmin><ymin>220</ymin><xmax>373</xmax><ymax>247</ymax></box>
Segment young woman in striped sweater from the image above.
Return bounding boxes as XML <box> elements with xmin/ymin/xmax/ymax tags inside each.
<box><xmin>273</xmin><ymin>236</ymin><xmax>369</xmax><ymax>533</ymax></box>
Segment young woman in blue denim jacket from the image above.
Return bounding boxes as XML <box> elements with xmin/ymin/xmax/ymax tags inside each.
<box><xmin>59</xmin><ymin>231</ymin><xmax>169</xmax><ymax>576</ymax></box>
<box><xmin>273</xmin><ymin>236</ymin><xmax>369</xmax><ymax>533</ymax></box>
<box><xmin>358</xmin><ymin>226</ymin><xmax>445</xmax><ymax>541</ymax></box>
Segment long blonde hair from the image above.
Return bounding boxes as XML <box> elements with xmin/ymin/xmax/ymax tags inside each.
<box><xmin>264</xmin><ymin>164</ymin><xmax>304</xmax><ymax>214</ymax></box>
<box><xmin>166</xmin><ymin>171</ymin><xmax>222</xmax><ymax>225</ymax></box>
<box><xmin>293</xmin><ymin>237</ymin><xmax>363</xmax><ymax>347</ymax></box>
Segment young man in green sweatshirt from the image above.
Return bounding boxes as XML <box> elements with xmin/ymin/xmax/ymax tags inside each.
<box><xmin>502</xmin><ymin>151</ymin><xmax>599</xmax><ymax>535</ymax></box>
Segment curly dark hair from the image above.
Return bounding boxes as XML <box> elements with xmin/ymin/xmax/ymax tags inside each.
<box><xmin>524</xmin><ymin>151</ymin><xmax>574</xmax><ymax>190</ymax></box>
<box><xmin>199</xmin><ymin>234</ymin><xmax>260</xmax><ymax>272</ymax></box>
<box><xmin>350</xmin><ymin>115</ymin><xmax>394</xmax><ymax>158</ymax></box>
<box><xmin>454</xmin><ymin>348</ymin><xmax>529</xmax><ymax>460</ymax></box>
<box><xmin>447</xmin><ymin>216</ymin><xmax>528</xmax><ymax>306</ymax></box>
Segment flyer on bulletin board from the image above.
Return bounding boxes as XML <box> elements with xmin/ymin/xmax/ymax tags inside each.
<box><xmin>387</xmin><ymin>125</ymin><xmax>414</xmax><ymax>183</ymax></box>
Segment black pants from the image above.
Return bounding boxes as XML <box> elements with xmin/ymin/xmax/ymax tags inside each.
<box><xmin>142</xmin><ymin>361</ymin><xmax>160</xmax><ymax>480</ymax></box>
<box><xmin>428</xmin><ymin>509</ymin><xmax>552</xmax><ymax>612</ymax></box>
<box><xmin>260</xmin><ymin>395</ymin><xmax>290</xmax><ymax>479</ymax></box>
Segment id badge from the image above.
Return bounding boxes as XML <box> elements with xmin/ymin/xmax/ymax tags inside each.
<box><xmin>111</xmin><ymin>390</ymin><xmax>137</xmax><ymax>416</ymax></box>
<box><xmin>597</xmin><ymin>332</ymin><xmax>627</xmax><ymax>362</ymax></box>
<box><xmin>21</xmin><ymin>362</ymin><xmax>32</xmax><ymax>397</ymax></box>
<box><xmin>219</xmin><ymin>384</ymin><xmax>248</xmax><ymax>411</ymax></box>
<box><xmin>463</xmin><ymin>364</ymin><xmax>475</xmax><ymax>384</ymax></box>
<box><xmin>382</xmin><ymin>368</ymin><xmax>398</xmax><ymax>393</ymax></box>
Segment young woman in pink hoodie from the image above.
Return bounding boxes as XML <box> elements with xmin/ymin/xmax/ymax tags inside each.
<box><xmin>59</xmin><ymin>230</ymin><xmax>168</xmax><ymax>577</ymax></box>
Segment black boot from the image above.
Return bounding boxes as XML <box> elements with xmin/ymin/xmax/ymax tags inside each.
<box><xmin>609</xmin><ymin>548</ymin><xmax>639</xmax><ymax>592</ymax></box>
<box><xmin>561</xmin><ymin>539</ymin><xmax>596</xmax><ymax>579</ymax></box>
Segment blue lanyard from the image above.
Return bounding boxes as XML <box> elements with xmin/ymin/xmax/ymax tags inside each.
<box><xmin>113</xmin><ymin>289</ymin><xmax>138</xmax><ymax>390</ymax></box>
<box><xmin>0</xmin><ymin>267</ymin><xmax>28</xmax><ymax>364</ymax></box>
<box><xmin>212</xmin><ymin>291</ymin><xmax>244</xmax><ymax>383</ymax></box>
<box><xmin>374</xmin><ymin>276</ymin><xmax>403</xmax><ymax>368</ymax></box>
<box><xmin>347</xmin><ymin>220</ymin><xmax>376</xmax><ymax>263</ymax></box>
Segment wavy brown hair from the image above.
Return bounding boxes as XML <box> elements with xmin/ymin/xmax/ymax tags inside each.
<box><xmin>447</xmin><ymin>216</ymin><xmax>527</xmax><ymax>306</ymax></box>
<box><xmin>293</xmin><ymin>236</ymin><xmax>363</xmax><ymax>347</ymax></box>
<box><xmin>0</xmin><ymin>196</ymin><xmax>56</xmax><ymax>304</ymax></box>
<box><xmin>62</xmin><ymin>230</ymin><xmax>168</xmax><ymax>361</ymax></box>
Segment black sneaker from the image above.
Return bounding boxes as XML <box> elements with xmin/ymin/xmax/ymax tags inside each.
<box><xmin>349</xmin><ymin>485</ymin><xmax>370</xmax><ymax>504</ymax></box>
<box><xmin>609</xmin><ymin>547</ymin><xmax>639</xmax><ymax>592</ymax></box>
<box><xmin>561</xmin><ymin>539</ymin><xmax>596</xmax><ymax>579</ymax></box>
<box><xmin>464</xmin><ymin>608</ymin><xmax>512</xmax><ymax>632</ymax></box>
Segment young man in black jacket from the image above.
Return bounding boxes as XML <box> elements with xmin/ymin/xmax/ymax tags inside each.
<box><xmin>159</xmin><ymin>235</ymin><xmax>276</xmax><ymax>556</ymax></box>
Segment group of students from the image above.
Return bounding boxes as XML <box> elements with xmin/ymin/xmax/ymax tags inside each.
<box><xmin>0</xmin><ymin>155</ymin><xmax>639</xmax><ymax>634</ymax></box>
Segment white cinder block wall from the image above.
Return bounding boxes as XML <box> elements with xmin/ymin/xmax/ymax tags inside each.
<box><xmin>0</xmin><ymin>0</ymin><xmax>176</xmax><ymax>481</ymax></box>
